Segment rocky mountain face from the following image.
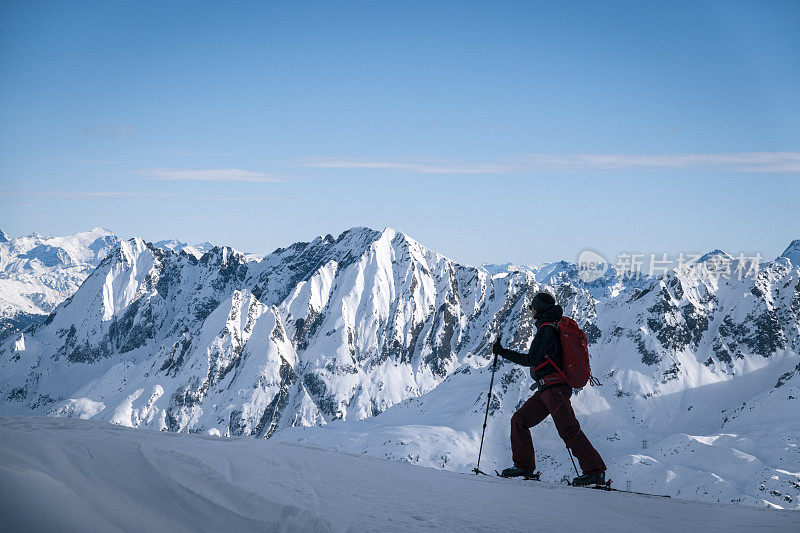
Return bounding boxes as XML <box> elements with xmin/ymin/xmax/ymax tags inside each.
<box><xmin>0</xmin><ymin>228</ymin><xmax>119</xmax><ymax>340</ymax></box>
<box><xmin>1</xmin><ymin>227</ymin><xmax>798</xmax><ymax>507</ymax></box>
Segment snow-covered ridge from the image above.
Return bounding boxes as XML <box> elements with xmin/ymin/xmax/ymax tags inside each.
<box><xmin>779</xmin><ymin>239</ymin><xmax>800</xmax><ymax>267</ymax></box>
<box><xmin>1</xmin><ymin>226</ymin><xmax>799</xmax><ymax>509</ymax></box>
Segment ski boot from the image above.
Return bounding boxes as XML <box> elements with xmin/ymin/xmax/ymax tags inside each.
<box><xmin>572</xmin><ymin>470</ymin><xmax>606</xmax><ymax>487</ymax></box>
<box><xmin>499</xmin><ymin>466</ymin><xmax>540</xmax><ymax>480</ymax></box>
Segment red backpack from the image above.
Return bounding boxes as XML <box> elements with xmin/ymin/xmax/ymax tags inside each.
<box><xmin>535</xmin><ymin>317</ymin><xmax>600</xmax><ymax>388</ymax></box>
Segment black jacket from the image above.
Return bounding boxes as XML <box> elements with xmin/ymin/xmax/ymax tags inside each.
<box><xmin>497</xmin><ymin>305</ymin><xmax>564</xmax><ymax>390</ymax></box>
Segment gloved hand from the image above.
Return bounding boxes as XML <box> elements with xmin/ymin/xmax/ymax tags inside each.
<box><xmin>492</xmin><ymin>338</ymin><xmax>503</xmax><ymax>356</ymax></box>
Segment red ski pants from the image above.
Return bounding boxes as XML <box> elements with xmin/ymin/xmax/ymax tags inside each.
<box><xmin>511</xmin><ymin>384</ymin><xmax>606</xmax><ymax>473</ymax></box>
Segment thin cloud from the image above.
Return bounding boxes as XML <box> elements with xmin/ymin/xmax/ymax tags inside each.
<box><xmin>143</xmin><ymin>168</ymin><xmax>284</xmax><ymax>182</ymax></box>
<box><xmin>302</xmin><ymin>159</ymin><xmax>514</xmax><ymax>174</ymax></box>
<box><xmin>524</xmin><ymin>152</ymin><xmax>800</xmax><ymax>173</ymax></box>
<box><xmin>302</xmin><ymin>151</ymin><xmax>800</xmax><ymax>174</ymax></box>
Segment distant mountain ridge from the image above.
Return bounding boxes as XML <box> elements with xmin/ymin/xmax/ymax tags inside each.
<box><xmin>152</xmin><ymin>239</ymin><xmax>216</xmax><ymax>260</ymax></box>
<box><xmin>0</xmin><ymin>229</ymin><xmax>256</xmax><ymax>340</ymax></box>
<box><xmin>0</xmin><ymin>227</ymin><xmax>119</xmax><ymax>340</ymax></box>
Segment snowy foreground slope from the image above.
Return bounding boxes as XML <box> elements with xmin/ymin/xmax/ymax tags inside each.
<box><xmin>1</xmin><ymin>417</ymin><xmax>798</xmax><ymax>533</ymax></box>
<box><xmin>1</xmin><ymin>227</ymin><xmax>799</xmax><ymax>509</ymax></box>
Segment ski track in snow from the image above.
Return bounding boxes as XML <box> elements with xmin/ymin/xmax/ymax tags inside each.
<box><xmin>1</xmin><ymin>417</ymin><xmax>798</xmax><ymax>533</ymax></box>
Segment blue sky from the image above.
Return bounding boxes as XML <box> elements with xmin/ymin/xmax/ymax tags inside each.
<box><xmin>1</xmin><ymin>1</ymin><xmax>799</xmax><ymax>266</ymax></box>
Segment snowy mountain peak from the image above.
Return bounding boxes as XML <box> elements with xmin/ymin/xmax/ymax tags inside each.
<box><xmin>534</xmin><ymin>260</ymin><xmax>576</xmax><ymax>283</ymax></box>
<box><xmin>379</xmin><ymin>227</ymin><xmax>433</xmax><ymax>254</ymax></box>
<box><xmin>200</xmin><ymin>244</ymin><xmax>246</xmax><ymax>266</ymax></box>
<box><xmin>267</xmin><ymin>227</ymin><xmax>386</xmax><ymax>264</ymax></box>
<box><xmin>0</xmin><ymin>228</ymin><xmax>9</xmax><ymax>243</ymax></box>
<box><xmin>336</xmin><ymin>225</ymin><xmax>383</xmax><ymax>244</ymax></box>
<box><xmin>325</xmin><ymin>227</ymin><xmax>384</xmax><ymax>259</ymax></box>
<box><xmin>481</xmin><ymin>263</ymin><xmax>531</xmax><ymax>275</ymax></box>
<box><xmin>193</xmin><ymin>241</ymin><xmax>215</xmax><ymax>251</ymax></box>
<box><xmin>154</xmin><ymin>238</ymin><xmax>188</xmax><ymax>250</ymax></box>
<box><xmin>694</xmin><ymin>249</ymin><xmax>732</xmax><ymax>263</ymax></box>
<box><xmin>779</xmin><ymin>239</ymin><xmax>800</xmax><ymax>266</ymax></box>
<box><xmin>154</xmin><ymin>239</ymin><xmax>216</xmax><ymax>259</ymax></box>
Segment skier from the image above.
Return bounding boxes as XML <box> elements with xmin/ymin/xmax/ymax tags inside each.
<box><xmin>492</xmin><ymin>292</ymin><xmax>607</xmax><ymax>486</ymax></box>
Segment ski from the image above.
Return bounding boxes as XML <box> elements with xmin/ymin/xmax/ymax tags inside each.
<box><xmin>487</xmin><ymin>471</ymin><xmax>670</xmax><ymax>498</ymax></box>
<box><xmin>570</xmin><ymin>479</ymin><xmax>670</xmax><ymax>498</ymax></box>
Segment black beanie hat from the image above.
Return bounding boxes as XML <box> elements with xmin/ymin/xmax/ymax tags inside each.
<box><xmin>530</xmin><ymin>292</ymin><xmax>556</xmax><ymax>311</ymax></box>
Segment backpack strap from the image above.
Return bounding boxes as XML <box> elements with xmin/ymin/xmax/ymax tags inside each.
<box><xmin>534</xmin><ymin>357</ymin><xmax>568</xmax><ymax>382</ymax></box>
<box><xmin>536</xmin><ymin>321</ymin><xmax>562</xmax><ymax>364</ymax></box>
<box><xmin>534</xmin><ymin>323</ymin><xmax>568</xmax><ymax>382</ymax></box>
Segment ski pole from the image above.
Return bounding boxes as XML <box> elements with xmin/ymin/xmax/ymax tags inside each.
<box><xmin>473</xmin><ymin>335</ymin><xmax>499</xmax><ymax>476</ymax></box>
<box><xmin>567</xmin><ymin>446</ymin><xmax>579</xmax><ymax>476</ymax></box>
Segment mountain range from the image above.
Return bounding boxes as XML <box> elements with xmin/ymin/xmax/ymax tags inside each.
<box><xmin>1</xmin><ymin>226</ymin><xmax>798</xmax><ymax>509</ymax></box>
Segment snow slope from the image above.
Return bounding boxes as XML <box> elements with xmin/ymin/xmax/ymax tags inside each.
<box><xmin>1</xmin><ymin>416</ymin><xmax>798</xmax><ymax>533</ymax></box>
<box><xmin>274</xmin><ymin>350</ymin><xmax>800</xmax><ymax>508</ymax></box>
